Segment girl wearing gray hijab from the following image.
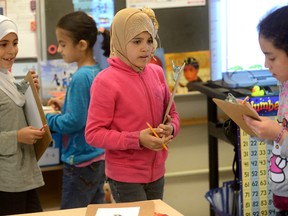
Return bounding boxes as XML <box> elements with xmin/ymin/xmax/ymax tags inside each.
<box><xmin>0</xmin><ymin>15</ymin><xmax>45</xmax><ymax>215</ymax></box>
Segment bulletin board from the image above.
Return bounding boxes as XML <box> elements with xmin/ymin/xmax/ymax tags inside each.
<box><xmin>238</xmin><ymin>96</ymin><xmax>278</xmax><ymax>216</ymax></box>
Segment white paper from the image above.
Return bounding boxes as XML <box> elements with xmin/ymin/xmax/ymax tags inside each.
<box><xmin>24</xmin><ymin>86</ymin><xmax>42</xmax><ymax>128</ymax></box>
<box><xmin>95</xmin><ymin>207</ymin><xmax>140</xmax><ymax>216</ymax></box>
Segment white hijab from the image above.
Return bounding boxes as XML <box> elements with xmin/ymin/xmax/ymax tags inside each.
<box><xmin>0</xmin><ymin>15</ymin><xmax>25</xmax><ymax>107</ymax></box>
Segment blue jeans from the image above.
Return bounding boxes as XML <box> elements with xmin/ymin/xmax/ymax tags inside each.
<box><xmin>61</xmin><ymin>160</ymin><xmax>105</xmax><ymax>209</ymax></box>
<box><xmin>108</xmin><ymin>176</ymin><xmax>164</xmax><ymax>203</ymax></box>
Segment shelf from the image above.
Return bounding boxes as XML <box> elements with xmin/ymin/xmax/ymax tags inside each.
<box><xmin>181</xmin><ymin>117</ymin><xmax>207</xmax><ymax>126</ymax></box>
<box><xmin>208</xmin><ymin>121</ymin><xmax>231</xmax><ymax>144</ymax></box>
<box><xmin>174</xmin><ymin>91</ymin><xmax>201</xmax><ymax>98</ymax></box>
<box><xmin>40</xmin><ymin>164</ymin><xmax>63</xmax><ymax>172</ymax></box>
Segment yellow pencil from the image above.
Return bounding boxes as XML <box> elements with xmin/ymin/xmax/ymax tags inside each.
<box><xmin>146</xmin><ymin>122</ymin><xmax>168</xmax><ymax>151</ymax></box>
<box><xmin>57</xmin><ymin>95</ymin><xmax>65</xmax><ymax>100</ymax></box>
<box><xmin>242</xmin><ymin>96</ymin><xmax>249</xmax><ymax>104</ymax></box>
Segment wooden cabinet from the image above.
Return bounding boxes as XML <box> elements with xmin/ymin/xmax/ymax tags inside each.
<box><xmin>38</xmin><ymin>165</ymin><xmax>63</xmax><ymax>210</ymax></box>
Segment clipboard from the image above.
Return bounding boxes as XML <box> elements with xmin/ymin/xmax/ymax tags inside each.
<box><xmin>24</xmin><ymin>71</ymin><xmax>53</xmax><ymax>160</ymax></box>
<box><xmin>213</xmin><ymin>98</ymin><xmax>261</xmax><ymax>136</ymax></box>
<box><xmin>85</xmin><ymin>200</ymin><xmax>154</xmax><ymax>216</ymax></box>
<box><xmin>163</xmin><ymin>61</ymin><xmax>185</xmax><ymax>123</ymax></box>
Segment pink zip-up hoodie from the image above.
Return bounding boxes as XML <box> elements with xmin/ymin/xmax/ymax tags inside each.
<box><xmin>85</xmin><ymin>57</ymin><xmax>180</xmax><ymax>183</ymax></box>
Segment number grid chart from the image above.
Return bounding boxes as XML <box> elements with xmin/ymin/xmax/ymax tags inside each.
<box><xmin>238</xmin><ymin>96</ymin><xmax>279</xmax><ymax>216</ymax></box>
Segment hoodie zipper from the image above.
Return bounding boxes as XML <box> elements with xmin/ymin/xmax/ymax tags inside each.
<box><xmin>138</xmin><ymin>72</ymin><xmax>157</xmax><ymax>181</ymax></box>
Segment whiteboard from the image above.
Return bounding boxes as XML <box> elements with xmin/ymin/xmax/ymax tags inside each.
<box><xmin>6</xmin><ymin>0</ymin><xmax>37</xmax><ymax>58</ymax></box>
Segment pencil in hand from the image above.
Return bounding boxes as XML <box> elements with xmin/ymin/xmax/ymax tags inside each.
<box><xmin>241</xmin><ymin>96</ymin><xmax>249</xmax><ymax>104</ymax></box>
<box><xmin>146</xmin><ymin>122</ymin><xmax>168</xmax><ymax>151</ymax></box>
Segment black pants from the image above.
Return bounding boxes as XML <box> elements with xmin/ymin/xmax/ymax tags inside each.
<box><xmin>0</xmin><ymin>189</ymin><xmax>42</xmax><ymax>215</ymax></box>
<box><xmin>108</xmin><ymin>176</ymin><xmax>164</xmax><ymax>203</ymax></box>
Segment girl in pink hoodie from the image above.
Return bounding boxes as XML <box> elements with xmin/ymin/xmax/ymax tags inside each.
<box><xmin>85</xmin><ymin>7</ymin><xmax>180</xmax><ymax>202</ymax></box>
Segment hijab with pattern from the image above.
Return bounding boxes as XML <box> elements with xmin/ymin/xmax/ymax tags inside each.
<box><xmin>110</xmin><ymin>7</ymin><xmax>159</xmax><ymax>72</ymax></box>
<box><xmin>0</xmin><ymin>15</ymin><xmax>25</xmax><ymax>107</ymax></box>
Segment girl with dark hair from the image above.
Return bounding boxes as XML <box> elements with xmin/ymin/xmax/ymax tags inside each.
<box><xmin>45</xmin><ymin>11</ymin><xmax>108</xmax><ymax>209</ymax></box>
<box><xmin>243</xmin><ymin>5</ymin><xmax>288</xmax><ymax>215</ymax></box>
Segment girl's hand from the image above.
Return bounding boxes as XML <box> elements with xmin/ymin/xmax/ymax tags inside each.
<box><xmin>17</xmin><ymin>126</ymin><xmax>46</xmax><ymax>145</ymax></box>
<box><xmin>139</xmin><ymin>128</ymin><xmax>173</xmax><ymax>151</ymax></box>
<box><xmin>157</xmin><ymin>123</ymin><xmax>173</xmax><ymax>137</ymax></box>
<box><xmin>47</xmin><ymin>97</ymin><xmax>64</xmax><ymax>111</ymax></box>
<box><xmin>30</xmin><ymin>70</ymin><xmax>40</xmax><ymax>93</ymax></box>
<box><xmin>243</xmin><ymin>115</ymin><xmax>284</xmax><ymax>141</ymax></box>
<box><xmin>158</xmin><ymin>115</ymin><xmax>174</xmax><ymax>137</ymax></box>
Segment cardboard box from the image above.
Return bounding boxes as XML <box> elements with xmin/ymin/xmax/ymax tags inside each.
<box><xmin>38</xmin><ymin>132</ymin><xmax>61</xmax><ymax>167</ymax></box>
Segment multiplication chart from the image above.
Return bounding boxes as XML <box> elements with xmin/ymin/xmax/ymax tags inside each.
<box><xmin>239</xmin><ymin>96</ymin><xmax>279</xmax><ymax>216</ymax></box>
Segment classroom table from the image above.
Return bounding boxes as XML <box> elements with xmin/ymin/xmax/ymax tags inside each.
<box><xmin>13</xmin><ymin>199</ymin><xmax>184</xmax><ymax>216</ymax></box>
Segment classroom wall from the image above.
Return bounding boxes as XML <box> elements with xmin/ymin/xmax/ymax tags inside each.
<box><xmin>114</xmin><ymin>1</ymin><xmax>210</xmax><ymax>53</ymax></box>
<box><xmin>42</xmin><ymin>0</ymin><xmax>74</xmax><ymax>60</ymax></box>
<box><xmin>41</xmin><ymin>0</ymin><xmax>209</xmax><ymax>60</ymax></box>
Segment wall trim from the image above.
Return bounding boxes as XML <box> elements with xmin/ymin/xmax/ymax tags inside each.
<box><xmin>165</xmin><ymin>166</ymin><xmax>232</xmax><ymax>178</ymax></box>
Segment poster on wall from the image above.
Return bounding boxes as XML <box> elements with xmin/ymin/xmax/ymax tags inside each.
<box><xmin>7</xmin><ymin>0</ymin><xmax>37</xmax><ymax>58</ymax></box>
<box><xmin>40</xmin><ymin>59</ymin><xmax>77</xmax><ymax>101</ymax></box>
<box><xmin>238</xmin><ymin>96</ymin><xmax>278</xmax><ymax>216</ymax></box>
<box><xmin>164</xmin><ymin>50</ymin><xmax>210</xmax><ymax>94</ymax></box>
<box><xmin>72</xmin><ymin>0</ymin><xmax>114</xmax><ymax>28</ymax></box>
<box><xmin>126</xmin><ymin>0</ymin><xmax>206</xmax><ymax>9</ymax></box>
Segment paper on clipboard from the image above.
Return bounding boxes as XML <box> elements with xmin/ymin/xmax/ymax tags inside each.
<box><xmin>213</xmin><ymin>98</ymin><xmax>261</xmax><ymax>136</ymax></box>
<box><xmin>24</xmin><ymin>71</ymin><xmax>53</xmax><ymax>160</ymax></box>
<box><xmin>163</xmin><ymin>62</ymin><xmax>185</xmax><ymax>123</ymax></box>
